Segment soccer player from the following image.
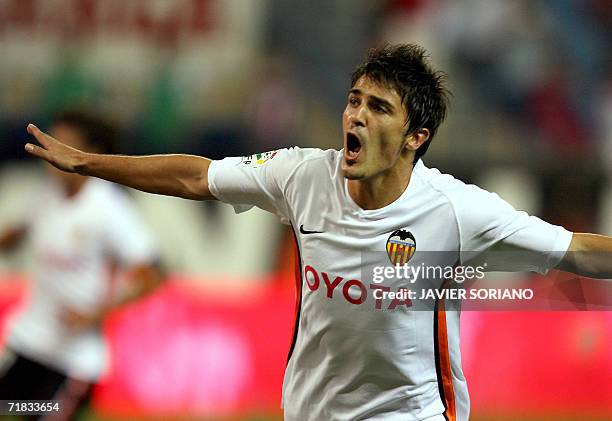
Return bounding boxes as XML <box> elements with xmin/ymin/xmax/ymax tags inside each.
<box><xmin>23</xmin><ymin>45</ymin><xmax>611</xmax><ymax>421</ymax></box>
<box><xmin>0</xmin><ymin>110</ymin><xmax>163</xmax><ymax>420</ymax></box>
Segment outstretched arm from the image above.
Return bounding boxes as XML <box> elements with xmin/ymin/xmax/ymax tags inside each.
<box><xmin>25</xmin><ymin>124</ymin><xmax>215</xmax><ymax>200</ymax></box>
<box><xmin>557</xmin><ymin>233</ymin><xmax>612</xmax><ymax>278</ymax></box>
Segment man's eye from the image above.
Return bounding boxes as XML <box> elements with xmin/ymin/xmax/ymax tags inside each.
<box><xmin>372</xmin><ymin>104</ymin><xmax>385</xmax><ymax>113</ymax></box>
<box><xmin>349</xmin><ymin>97</ymin><xmax>359</xmax><ymax>106</ymax></box>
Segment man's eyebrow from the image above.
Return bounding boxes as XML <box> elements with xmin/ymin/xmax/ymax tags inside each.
<box><xmin>348</xmin><ymin>88</ymin><xmax>395</xmax><ymax>111</ymax></box>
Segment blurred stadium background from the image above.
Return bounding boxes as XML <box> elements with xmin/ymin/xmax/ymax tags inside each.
<box><xmin>0</xmin><ymin>0</ymin><xmax>611</xmax><ymax>420</ymax></box>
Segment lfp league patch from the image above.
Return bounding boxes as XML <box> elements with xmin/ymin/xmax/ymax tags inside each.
<box><xmin>239</xmin><ymin>150</ymin><xmax>279</xmax><ymax>168</ymax></box>
<box><xmin>386</xmin><ymin>229</ymin><xmax>416</xmax><ymax>265</ymax></box>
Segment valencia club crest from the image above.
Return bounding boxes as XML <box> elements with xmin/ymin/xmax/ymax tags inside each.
<box><xmin>386</xmin><ymin>229</ymin><xmax>416</xmax><ymax>265</ymax></box>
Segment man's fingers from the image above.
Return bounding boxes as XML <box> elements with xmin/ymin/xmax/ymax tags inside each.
<box><xmin>26</xmin><ymin>123</ymin><xmax>37</xmax><ymax>135</ymax></box>
<box><xmin>24</xmin><ymin>143</ymin><xmax>51</xmax><ymax>162</ymax></box>
<box><xmin>27</xmin><ymin>123</ymin><xmax>42</xmax><ymax>139</ymax></box>
<box><xmin>27</xmin><ymin>123</ymin><xmax>52</xmax><ymax>147</ymax></box>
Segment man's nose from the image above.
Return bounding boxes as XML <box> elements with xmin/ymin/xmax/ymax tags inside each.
<box><xmin>348</xmin><ymin>107</ymin><xmax>366</xmax><ymax>127</ymax></box>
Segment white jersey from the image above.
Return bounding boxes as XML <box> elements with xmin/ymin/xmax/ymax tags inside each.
<box><xmin>208</xmin><ymin>148</ymin><xmax>572</xmax><ymax>421</ymax></box>
<box><xmin>7</xmin><ymin>178</ymin><xmax>157</xmax><ymax>381</ymax></box>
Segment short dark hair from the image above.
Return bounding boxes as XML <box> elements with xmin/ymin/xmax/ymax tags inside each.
<box><xmin>351</xmin><ymin>44</ymin><xmax>450</xmax><ymax>163</ymax></box>
<box><xmin>52</xmin><ymin>109</ymin><xmax>118</xmax><ymax>154</ymax></box>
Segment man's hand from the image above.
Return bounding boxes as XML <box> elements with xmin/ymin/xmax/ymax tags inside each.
<box><xmin>25</xmin><ymin>124</ymin><xmax>86</xmax><ymax>173</ymax></box>
<box><xmin>24</xmin><ymin>123</ymin><xmax>215</xmax><ymax>200</ymax></box>
<box><xmin>59</xmin><ymin>263</ymin><xmax>164</xmax><ymax>331</ymax></box>
<box><xmin>60</xmin><ymin>307</ymin><xmax>104</xmax><ymax>331</ymax></box>
<box><xmin>0</xmin><ymin>225</ymin><xmax>27</xmax><ymax>252</ymax></box>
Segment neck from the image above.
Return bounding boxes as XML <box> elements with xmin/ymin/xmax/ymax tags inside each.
<box><xmin>63</xmin><ymin>177</ymin><xmax>88</xmax><ymax>198</ymax></box>
<box><xmin>347</xmin><ymin>162</ymin><xmax>415</xmax><ymax>210</ymax></box>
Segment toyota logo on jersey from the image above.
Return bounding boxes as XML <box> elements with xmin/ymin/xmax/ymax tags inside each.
<box><xmin>386</xmin><ymin>229</ymin><xmax>416</xmax><ymax>265</ymax></box>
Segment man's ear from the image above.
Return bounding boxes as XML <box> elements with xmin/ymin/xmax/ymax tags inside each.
<box><xmin>404</xmin><ymin>128</ymin><xmax>430</xmax><ymax>152</ymax></box>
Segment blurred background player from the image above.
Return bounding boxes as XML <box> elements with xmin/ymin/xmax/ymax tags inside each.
<box><xmin>0</xmin><ymin>110</ymin><xmax>163</xmax><ymax>420</ymax></box>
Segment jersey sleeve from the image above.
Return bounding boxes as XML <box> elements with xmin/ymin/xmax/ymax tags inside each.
<box><xmin>207</xmin><ymin>147</ymin><xmax>314</xmax><ymax>224</ymax></box>
<box><xmin>101</xmin><ymin>187</ymin><xmax>159</xmax><ymax>266</ymax></box>
<box><xmin>451</xmin><ymin>183</ymin><xmax>573</xmax><ymax>273</ymax></box>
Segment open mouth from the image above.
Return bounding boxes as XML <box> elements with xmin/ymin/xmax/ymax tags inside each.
<box><xmin>345</xmin><ymin>132</ymin><xmax>362</xmax><ymax>160</ymax></box>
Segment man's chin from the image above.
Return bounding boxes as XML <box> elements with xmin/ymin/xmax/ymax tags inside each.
<box><xmin>341</xmin><ymin>161</ymin><xmax>364</xmax><ymax>180</ymax></box>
